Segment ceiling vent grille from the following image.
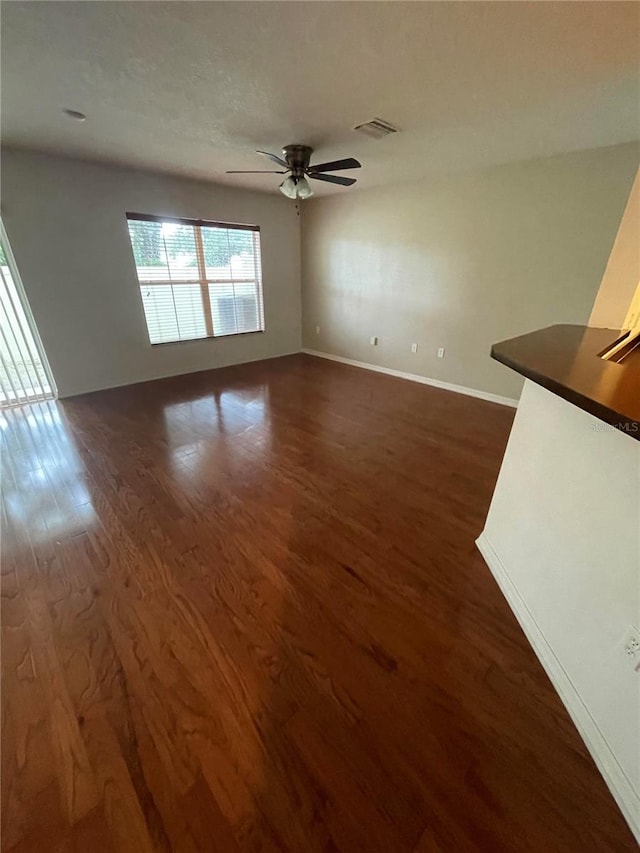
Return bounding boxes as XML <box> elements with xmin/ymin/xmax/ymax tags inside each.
<box><xmin>353</xmin><ymin>118</ymin><xmax>399</xmax><ymax>139</ymax></box>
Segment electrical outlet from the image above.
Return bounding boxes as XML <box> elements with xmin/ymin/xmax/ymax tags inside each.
<box><xmin>370</xmin><ymin>336</ymin><xmax>378</xmax><ymax>346</ymax></box>
<box><xmin>411</xmin><ymin>343</ymin><xmax>418</xmax><ymax>353</ymax></box>
<box><xmin>437</xmin><ymin>347</ymin><xmax>445</xmax><ymax>359</ymax></box>
<box><xmin>621</xmin><ymin>626</ymin><xmax>640</xmax><ymax>670</ymax></box>
<box><xmin>315</xmin><ymin>325</ymin><xmax>320</xmax><ymax>335</ymax></box>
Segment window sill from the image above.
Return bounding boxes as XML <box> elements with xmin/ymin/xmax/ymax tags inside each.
<box><xmin>150</xmin><ymin>329</ymin><xmax>265</xmax><ymax>347</ymax></box>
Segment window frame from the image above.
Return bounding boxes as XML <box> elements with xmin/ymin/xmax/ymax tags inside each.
<box><xmin>126</xmin><ymin>212</ymin><xmax>265</xmax><ymax>347</ymax></box>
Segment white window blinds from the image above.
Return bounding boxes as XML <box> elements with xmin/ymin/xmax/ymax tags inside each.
<box><xmin>126</xmin><ymin>214</ymin><xmax>264</xmax><ymax>345</ymax></box>
<box><xmin>0</xmin><ymin>221</ymin><xmax>56</xmax><ymax>406</ymax></box>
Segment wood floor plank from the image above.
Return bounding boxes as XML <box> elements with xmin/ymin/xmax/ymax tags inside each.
<box><xmin>1</xmin><ymin>354</ymin><xmax>636</xmax><ymax>852</ymax></box>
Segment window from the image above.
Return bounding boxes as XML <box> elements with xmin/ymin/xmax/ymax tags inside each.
<box><xmin>126</xmin><ymin>213</ymin><xmax>264</xmax><ymax>345</ymax></box>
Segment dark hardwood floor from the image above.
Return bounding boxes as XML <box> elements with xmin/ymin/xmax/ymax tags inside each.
<box><xmin>1</xmin><ymin>354</ymin><xmax>635</xmax><ymax>852</ymax></box>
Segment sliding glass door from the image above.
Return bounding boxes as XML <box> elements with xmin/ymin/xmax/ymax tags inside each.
<box><xmin>0</xmin><ymin>220</ymin><xmax>56</xmax><ymax>406</ymax></box>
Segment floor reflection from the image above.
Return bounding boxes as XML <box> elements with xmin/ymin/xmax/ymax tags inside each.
<box><xmin>162</xmin><ymin>385</ymin><xmax>271</xmax><ymax>483</ymax></box>
<box><xmin>1</xmin><ymin>399</ymin><xmax>96</xmax><ymax>546</ymax></box>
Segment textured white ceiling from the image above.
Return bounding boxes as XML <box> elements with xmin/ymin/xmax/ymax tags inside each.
<box><xmin>2</xmin><ymin>1</ymin><xmax>639</xmax><ymax>196</ymax></box>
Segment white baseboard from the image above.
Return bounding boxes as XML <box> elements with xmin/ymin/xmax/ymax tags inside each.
<box><xmin>476</xmin><ymin>532</ymin><xmax>640</xmax><ymax>844</ymax></box>
<box><xmin>301</xmin><ymin>348</ymin><xmax>519</xmax><ymax>408</ymax></box>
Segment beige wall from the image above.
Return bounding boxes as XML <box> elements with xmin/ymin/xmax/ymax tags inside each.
<box><xmin>301</xmin><ymin>143</ymin><xmax>639</xmax><ymax>401</ymax></box>
<box><xmin>0</xmin><ymin>148</ymin><xmax>301</xmax><ymax>397</ymax></box>
<box><xmin>3</xmin><ymin>143</ymin><xmax>638</xmax><ymax>401</ymax></box>
<box><xmin>589</xmin><ymin>166</ymin><xmax>640</xmax><ymax>330</ymax></box>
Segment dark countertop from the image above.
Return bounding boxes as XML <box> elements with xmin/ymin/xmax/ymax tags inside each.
<box><xmin>491</xmin><ymin>325</ymin><xmax>640</xmax><ymax>441</ymax></box>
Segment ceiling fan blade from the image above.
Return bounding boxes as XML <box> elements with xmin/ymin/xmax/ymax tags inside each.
<box><xmin>308</xmin><ymin>173</ymin><xmax>357</xmax><ymax>187</ymax></box>
<box><xmin>256</xmin><ymin>150</ymin><xmax>289</xmax><ymax>168</ymax></box>
<box><xmin>308</xmin><ymin>157</ymin><xmax>361</xmax><ymax>173</ymax></box>
<box><xmin>226</xmin><ymin>170</ymin><xmax>287</xmax><ymax>174</ymax></box>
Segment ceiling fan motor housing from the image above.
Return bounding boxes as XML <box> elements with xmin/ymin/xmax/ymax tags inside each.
<box><xmin>283</xmin><ymin>144</ymin><xmax>313</xmax><ymax>176</ymax></box>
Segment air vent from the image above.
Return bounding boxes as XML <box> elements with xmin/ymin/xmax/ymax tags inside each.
<box><xmin>353</xmin><ymin>118</ymin><xmax>399</xmax><ymax>139</ymax></box>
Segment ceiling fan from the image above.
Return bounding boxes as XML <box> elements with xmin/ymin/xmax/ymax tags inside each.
<box><xmin>226</xmin><ymin>145</ymin><xmax>361</xmax><ymax>199</ymax></box>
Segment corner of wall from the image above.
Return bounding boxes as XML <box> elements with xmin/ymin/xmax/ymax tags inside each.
<box><xmin>589</xmin><ymin>166</ymin><xmax>640</xmax><ymax>330</ymax></box>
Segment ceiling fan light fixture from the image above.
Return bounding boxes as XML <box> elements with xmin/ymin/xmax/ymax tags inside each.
<box><xmin>279</xmin><ymin>175</ymin><xmax>314</xmax><ymax>200</ymax></box>
<box><xmin>279</xmin><ymin>176</ymin><xmax>298</xmax><ymax>199</ymax></box>
<box><xmin>296</xmin><ymin>176</ymin><xmax>314</xmax><ymax>199</ymax></box>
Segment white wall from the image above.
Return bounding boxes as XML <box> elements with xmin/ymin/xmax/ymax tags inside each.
<box><xmin>0</xmin><ymin>148</ymin><xmax>301</xmax><ymax>397</ymax></box>
<box><xmin>478</xmin><ymin>380</ymin><xmax>640</xmax><ymax>840</ymax></box>
<box><xmin>301</xmin><ymin>143</ymin><xmax>639</xmax><ymax>401</ymax></box>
